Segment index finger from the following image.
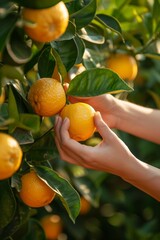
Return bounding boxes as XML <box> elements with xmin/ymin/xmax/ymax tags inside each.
<box><xmin>59</xmin><ymin>117</ymin><xmax>92</xmax><ymax>156</ymax></box>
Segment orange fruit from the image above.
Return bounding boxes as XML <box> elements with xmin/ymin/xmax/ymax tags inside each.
<box><xmin>0</xmin><ymin>87</ymin><xmax>5</xmax><ymax>104</ymax></box>
<box><xmin>106</xmin><ymin>53</ymin><xmax>138</xmax><ymax>81</ymax></box>
<box><xmin>22</xmin><ymin>1</ymin><xmax>69</xmax><ymax>43</ymax></box>
<box><xmin>60</xmin><ymin>102</ymin><xmax>95</xmax><ymax>142</ymax></box>
<box><xmin>80</xmin><ymin>197</ymin><xmax>91</xmax><ymax>215</ymax></box>
<box><xmin>28</xmin><ymin>78</ymin><xmax>66</xmax><ymax>117</ymax></box>
<box><xmin>40</xmin><ymin>214</ymin><xmax>63</xmax><ymax>239</ymax></box>
<box><xmin>0</xmin><ymin>133</ymin><xmax>23</xmax><ymax>180</ymax></box>
<box><xmin>19</xmin><ymin>170</ymin><xmax>56</xmax><ymax>208</ymax></box>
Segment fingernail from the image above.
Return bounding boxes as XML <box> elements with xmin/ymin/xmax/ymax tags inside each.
<box><xmin>63</xmin><ymin>117</ymin><xmax>69</xmax><ymax>123</ymax></box>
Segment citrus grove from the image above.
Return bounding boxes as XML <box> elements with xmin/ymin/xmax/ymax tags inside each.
<box><xmin>0</xmin><ymin>0</ymin><xmax>160</xmax><ymax>239</ymax></box>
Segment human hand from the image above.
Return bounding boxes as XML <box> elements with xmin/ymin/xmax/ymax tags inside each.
<box><xmin>54</xmin><ymin>111</ymin><xmax>136</xmax><ymax>177</ymax></box>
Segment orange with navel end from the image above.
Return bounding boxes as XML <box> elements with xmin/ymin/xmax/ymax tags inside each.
<box><xmin>28</xmin><ymin>78</ymin><xmax>66</xmax><ymax>117</ymax></box>
<box><xmin>60</xmin><ymin>102</ymin><xmax>96</xmax><ymax>142</ymax></box>
<box><xmin>22</xmin><ymin>1</ymin><xmax>69</xmax><ymax>43</ymax></box>
<box><xmin>40</xmin><ymin>214</ymin><xmax>63</xmax><ymax>239</ymax></box>
<box><xmin>19</xmin><ymin>170</ymin><xmax>56</xmax><ymax>208</ymax></box>
<box><xmin>0</xmin><ymin>133</ymin><xmax>23</xmax><ymax>180</ymax></box>
<box><xmin>106</xmin><ymin>53</ymin><xmax>138</xmax><ymax>81</ymax></box>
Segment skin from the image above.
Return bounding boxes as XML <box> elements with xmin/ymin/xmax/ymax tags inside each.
<box><xmin>54</xmin><ymin>93</ymin><xmax>160</xmax><ymax>201</ymax></box>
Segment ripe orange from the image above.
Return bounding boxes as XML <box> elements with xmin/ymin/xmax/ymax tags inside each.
<box><xmin>106</xmin><ymin>53</ymin><xmax>138</xmax><ymax>81</ymax></box>
<box><xmin>0</xmin><ymin>133</ymin><xmax>23</xmax><ymax>180</ymax></box>
<box><xmin>19</xmin><ymin>170</ymin><xmax>56</xmax><ymax>208</ymax></box>
<box><xmin>80</xmin><ymin>197</ymin><xmax>91</xmax><ymax>215</ymax></box>
<box><xmin>0</xmin><ymin>87</ymin><xmax>5</xmax><ymax>104</ymax></box>
<box><xmin>22</xmin><ymin>1</ymin><xmax>69</xmax><ymax>43</ymax></box>
<box><xmin>60</xmin><ymin>102</ymin><xmax>96</xmax><ymax>142</ymax></box>
<box><xmin>28</xmin><ymin>78</ymin><xmax>66</xmax><ymax>117</ymax></box>
<box><xmin>40</xmin><ymin>214</ymin><xmax>63</xmax><ymax>239</ymax></box>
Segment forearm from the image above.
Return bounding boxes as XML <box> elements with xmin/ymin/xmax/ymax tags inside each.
<box><xmin>115</xmin><ymin>100</ymin><xmax>160</xmax><ymax>144</ymax></box>
<box><xmin>121</xmin><ymin>157</ymin><xmax>160</xmax><ymax>201</ymax></box>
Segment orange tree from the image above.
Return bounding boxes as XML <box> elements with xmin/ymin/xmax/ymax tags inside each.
<box><xmin>0</xmin><ymin>0</ymin><xmax>160</xmax><ymax>239</ymax></box>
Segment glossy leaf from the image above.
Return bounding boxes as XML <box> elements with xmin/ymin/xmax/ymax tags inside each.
<box><xmin>5</xmin><ymin>28</ymin><xmax>32</xmax><ymax>65</ymax></box>
<box><xmin>0</xmin><ymin>180</ymin><xmax>16</xmax><ymax>229</ymax></box>
<box><xmin>78</xmin><ymin>24</ymin><xmax>105</xmax><ymax>44</ymax></box>
<box><xmin>0</xmin><ymin>13</ymin><xmax>18</xmax><ymax>51</ymax></box>
<box><xmin>13</xmin><ymin>0</ymin><xmax>61</xmax><ymax>9</ymax></box>
<box><xmin>25</xmin><ymin>131</ymin><xmax>55</xmax><ymax>161</ymax></box>
<box><xmin>12</xmin><ymin>128</ymin><xmax>34</xmax><ymax>145</ymax></box>
<box><xmin>51</xmin><ymin>47</ymin><xmax>68</xmax><ymax>83</ymax></box>
<box><xmin>73</xmin><ymin>35</ymin><xmax>85</xmax><ymax>64</ymax></box>
<box><xmin>51</xmin><ymin>40</ymin><xmax>77</xmax><ymax>71</ymax></box>
<box><xmin>38</xmin><ymin>46</ymin><xmax>55</xmax><ymax>78</ymax></box>
<box><xmin>67</xmin><ymin>68</ymin><xmax>133</xmax><ymax>97</ymax></box>
<box><xmin>8</xmin><ymin>85</ymin><xmax>19</xmax><ymax>133</ymax></box>
<box><xmin>71</xmin><ymin>0</ymin><xmax>97</xmax><ymax>29</ymax></box>
<box><xmin>35</xmin><ymin>165</ymin><xmax>80</xmax><ymax>223</ymax></box>
<box><xmin>96</xmin><ymin>14</ymin><xmax>124</xmax><ymax>41</ymax></box>
<box><xmin>57</xmin><ymin>21</ymin><xmax>76</xmax><ymax>41</ymax></box>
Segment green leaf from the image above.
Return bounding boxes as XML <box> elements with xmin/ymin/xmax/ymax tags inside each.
<box><xmin>0</xmin><ymin>65</ymin><xmax>25</xmax><ymax>83</ymax></box>
<box><xmin>73</xmin><ymin>35</ymin><xmax>85</xmax><ymax>64</ymax></box>
<box><xmin>67</xmin><ymin>68</ymin><xmax>133</xmax><ymax>97</ymax></box>
<box><xmin>51</xmin><ymin>40</ymin><xmax>77</xmax><ymax>71</ymax></box>
<box><xmin>19</xmin><ymin>114</ymin><xmax>40</xmax><ymax>133</ymax></box>
<box><xmin>12</xmin><ymin>128</ymin><xmax>34</xmax><ymax>145</ymax></box>
<box><xmin>57</xmin><ymin>21</ymin><xmax>76</xmax><ymax>41</ymax></box>
<box><xmin>4</xmin><ymin>27</ymin><xmax>32</xmax><ymax>65</ymax></box>
<box><xmin>13</xmin><ymin>0</ymin><xmax>61</xmax><ymax>9</ymax></box>
<box><xmin>51</xmin><ymin>47</ymin><xmax>67</xmax><ymax>83</ymax></box>
<box><xmin>0</xmin><ymin>199</ymin><xmax>30</xmax><ymax>239</ymax></box>
<box><xmin>95</xmin><ymin>14</ymin><xmax>124</xmax><ymax>41</ymax></box>
<box><xmin>25</xmin><ymin>131</ymin><xmax>55</xmax><ymax>161</ymax></box>
<box><xmin>0</xmin><ymin>180</ymin><xmax>16</xmax><ymax>229</ymax></box>
<box><xmin>78</xmin><ymin>24</ymin><xmax>105</xmax><ymax>44</ymax></box>
<box><xmin>35</xmin><ymin>165</ymin><xmax>80</xmax><ymax>223</ymax></box>
<box><xmin>8</xmin><ymin>85</ymin><xmax>19</xmax><ymax>132</ymax></box>
<box><xmin>38</xmin><ymin>46</ymin><xmax>55</xmax><ymax>78</ymax></box>
<box><xmin>0</xmin><ymin>13</ymin><xmax>18</xmax><ymax>51</ymax></box>
<box><xmin>71</xmin><ymin>0</ymin><xmax>97</xmax><ymax>29</ymax></box>
<box><xmin>21</xmin><ymin>219</ymin><xmax>46</xmax><ymax>240</ymax></box>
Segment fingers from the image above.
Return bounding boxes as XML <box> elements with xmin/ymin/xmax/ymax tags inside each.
<box><xmin>94</xmin><ymin>112</ymin><xmax>114</xmax><ymax>141</ymax></box>
<box><xmin>54</xmin><ymin>116</ymin><xmax>85</xmax><ymax>164</ymax></box>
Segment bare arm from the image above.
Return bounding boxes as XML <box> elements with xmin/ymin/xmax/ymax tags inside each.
<box><xmin>68</xmin><ymin>93</ymin><xmax>160</xmax><ymax>144</ymax></box>
<box><xmin>55</xmin><ymin>113</ymin><xmax>160</xmax><ymax>201</ymax></box>
<box><xmin>115</xmin><ymin>99</ymin><xmax>160</xmax><ymax>144</ymax></box>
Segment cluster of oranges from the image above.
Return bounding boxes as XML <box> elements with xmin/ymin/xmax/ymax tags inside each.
<box><xmin>0</xmin><ymin>0</ymin><xmax>138</xmax><ymax>215</ymax></box>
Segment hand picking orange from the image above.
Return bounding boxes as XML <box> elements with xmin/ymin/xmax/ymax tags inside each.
<box><xmin>60</xmin><ymin>102</ymin><xmax>96</xmax><ymax>142</ymax></box>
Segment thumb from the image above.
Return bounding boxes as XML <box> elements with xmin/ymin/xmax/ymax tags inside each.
<box><xmin>94</xmin><ymin>112</ymin><xmax>115</xmax><ymax>142</ymax></box>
